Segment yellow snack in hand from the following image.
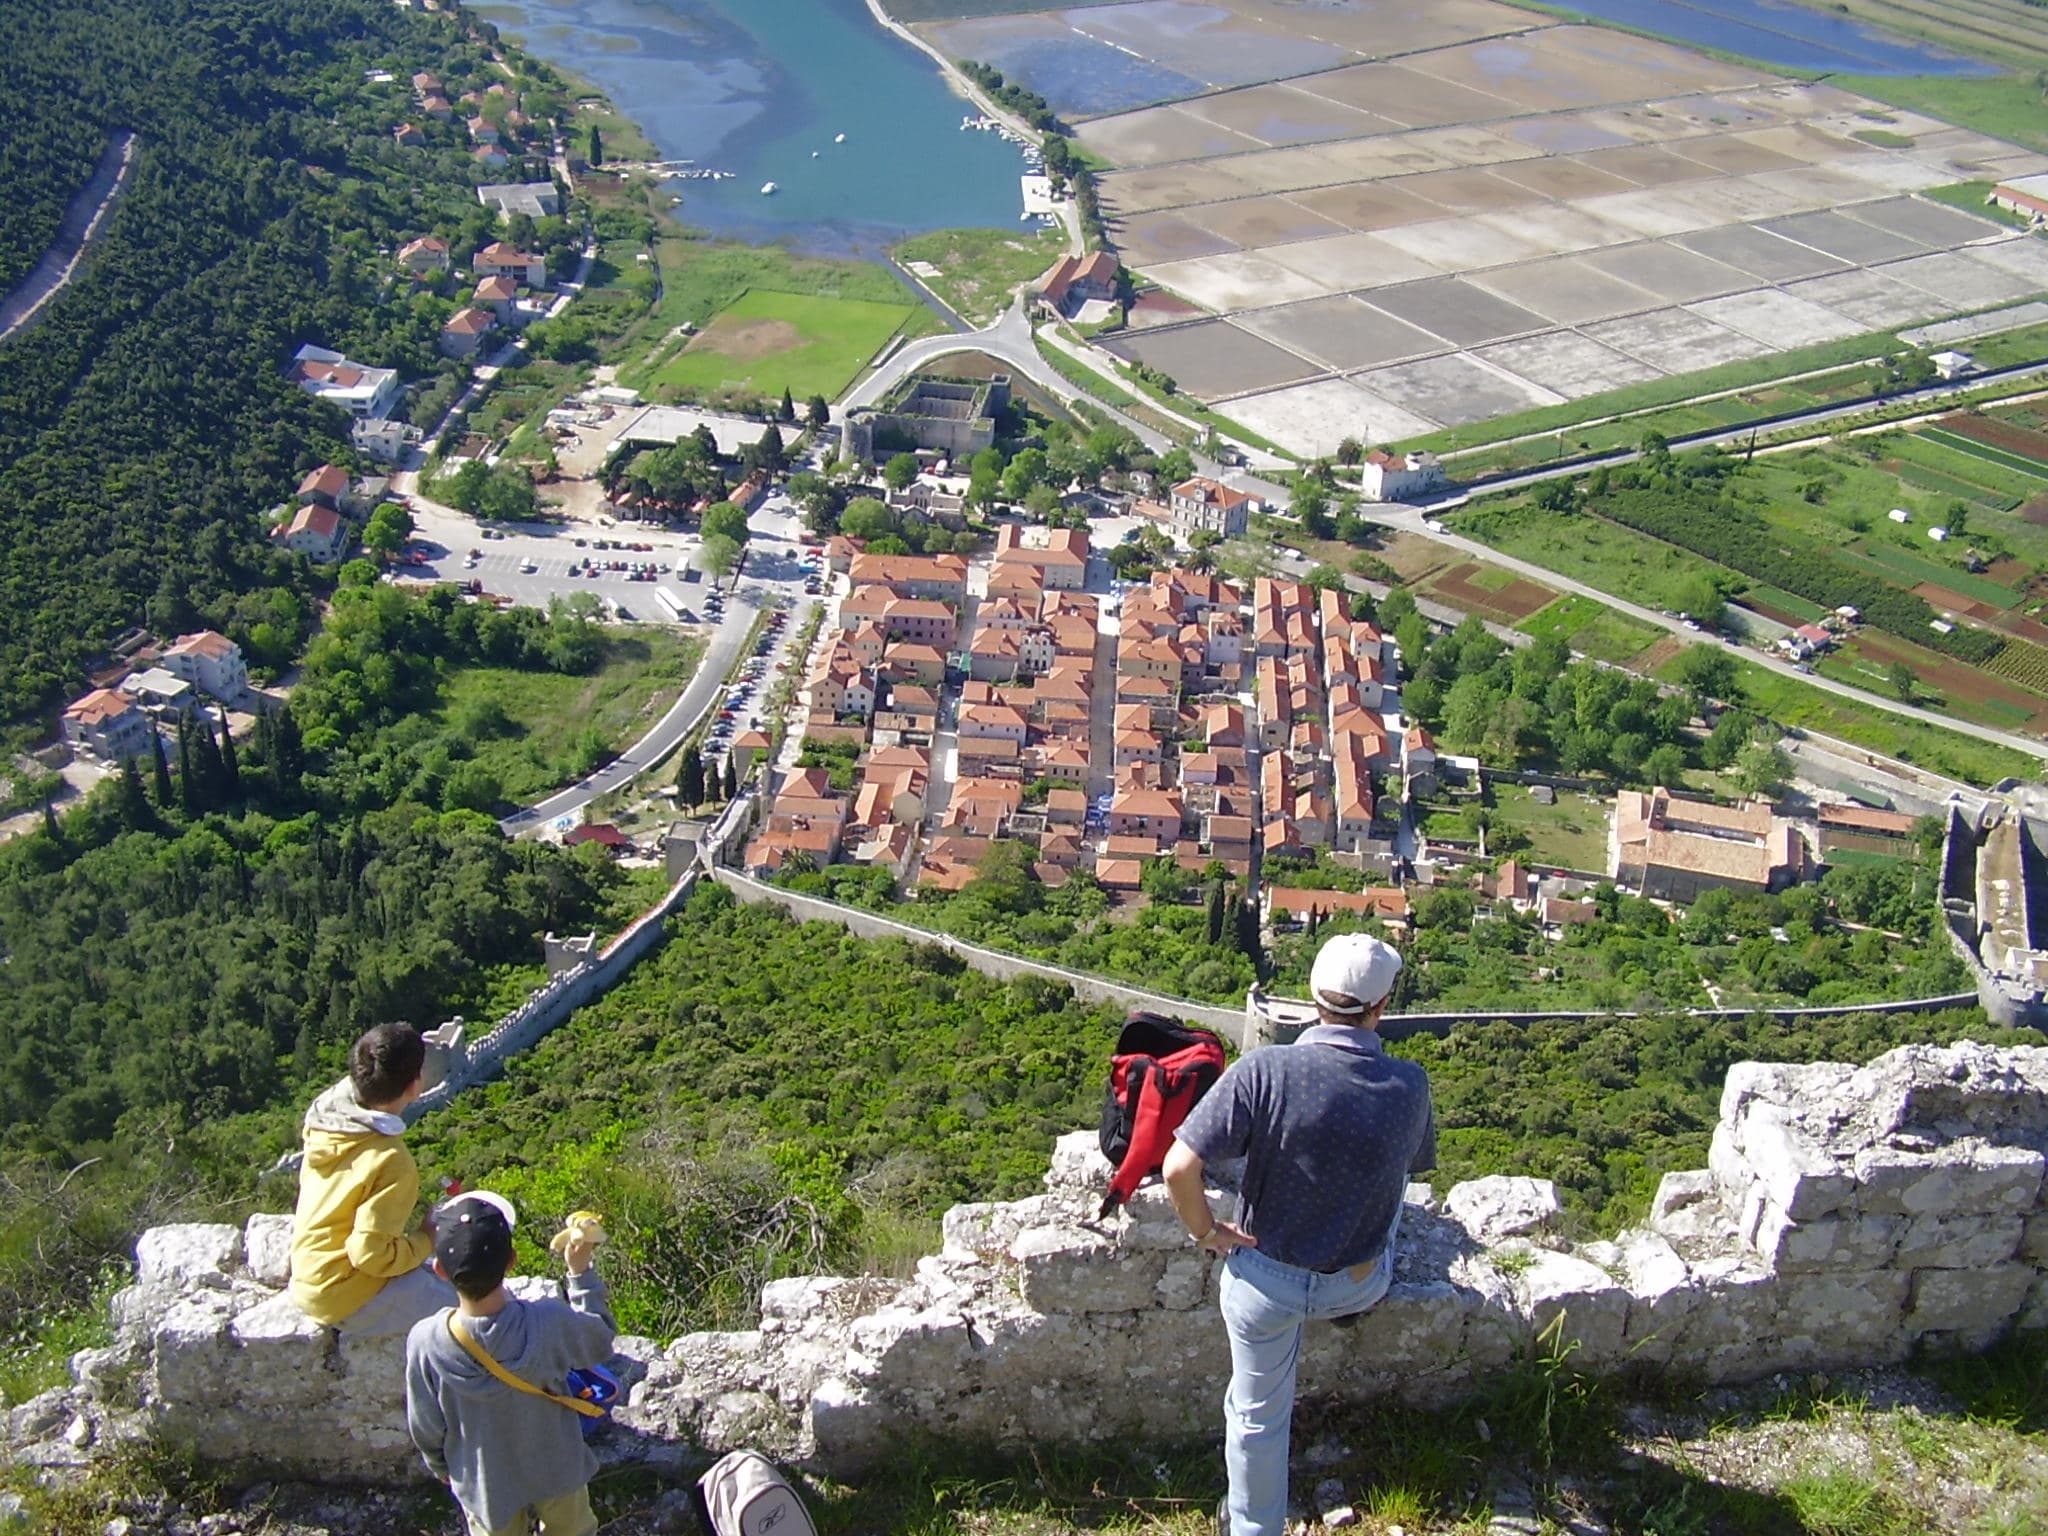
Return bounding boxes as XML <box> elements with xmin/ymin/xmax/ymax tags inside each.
<box><xmin>548</xmin><ymin>1209</ymin><xmax>608</xmax><ymax>1256</ymax></box>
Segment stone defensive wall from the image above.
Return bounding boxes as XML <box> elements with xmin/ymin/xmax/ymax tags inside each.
<box><xmin>11</xmin><ymin>1042</ymin><xmax>2047</xmax><ymax>1482</ymax></box>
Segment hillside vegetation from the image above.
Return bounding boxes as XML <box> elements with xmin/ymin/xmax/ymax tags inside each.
<box><xmin>0</xmin><ymin>0</ymin><xmax>567</xmax><ymax>726</ymax></box>
<box><xmin>407</xmin><ymin>889</ymin><xmax>2025</xmax><ymax>1338</ymax></box>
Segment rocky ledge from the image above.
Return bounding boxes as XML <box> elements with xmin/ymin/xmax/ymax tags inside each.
<box><xmin>10</xmin><ymin>1042</ymin><xmax>2047</xmax><ymax>1481</ymax></box>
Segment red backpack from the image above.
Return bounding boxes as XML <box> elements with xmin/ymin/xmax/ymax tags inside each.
<box><xmin>1097</xmin><ymin>1011</ymin><xmax>1228</xmax><ymax>1217</ymax></box>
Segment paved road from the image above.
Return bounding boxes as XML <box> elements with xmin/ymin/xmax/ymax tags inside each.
<box><xmin>504</xmin><ymin>593</ymin><xmax>759</xmax><ymax>834</ymax></box>
<box><xmin>0</xmin><ymin>131</ymin><xmax>138</xmax><ymax>343</ymax></box>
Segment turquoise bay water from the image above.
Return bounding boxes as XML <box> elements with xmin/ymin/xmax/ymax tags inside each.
<box><xmin>480</xmin><ymin>0</ymin><xmax>1027</xmax><ymax>254</ymax></box>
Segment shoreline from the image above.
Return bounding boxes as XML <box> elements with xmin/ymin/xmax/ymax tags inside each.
<box><xmin>859</xmin><ymin>0</ymin><xmax>1084</xmax><ymax>258</ymax></box>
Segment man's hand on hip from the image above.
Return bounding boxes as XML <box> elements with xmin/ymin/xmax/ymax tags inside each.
<box><xmin>1194</xmin><ymin>1221</ymin><xmax>1255</xmax><ymax>1258</ymax></box>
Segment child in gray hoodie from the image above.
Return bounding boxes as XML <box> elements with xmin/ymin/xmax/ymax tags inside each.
<box><xmin>404</xmin><ymin>1192</ymin><xmax>616</xmax><ymax>1536</ymax></box>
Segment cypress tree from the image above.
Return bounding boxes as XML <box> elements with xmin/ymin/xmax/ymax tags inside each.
<box><xmin>273</xmin><ymin>709</ymin><xmax>305</xmax><ymax>798</ymax></box>
<box><xmin>218</xmin><ymin>711</ymin><xmax>241</xmax><ymax>800</ymax></box>
<box><xmin>722</xmin><ymin>756</ymin><xmax>739</xmax><ymax>802</ymax></box>
<box><xmin>117</xmin><ymin>757</ymin><xmax>151</xmax><ymax>831</ymax></box>
<box><xmin>778</xmin><ymin>386</ymin><xmax>796</xmax><ymax>424</ymax></box>
<box><xmin>151</xmin><ymin>731</ymin><xmax>174</xmax><ymax>808</ymax></box>
<box><xmin>676</xmin><ymin>744</ymin><xmax>705</xmax><ymax>808</ymax></box>
<box><xmin>194</xmin><ymin>715</ymin><xmax>225</xmax><ymax>810</ymax></box>
<box><xmin>42</xmin><ymin>799</ymin><xmax>60</xmax><ymax>842</ymax></box>
<box><xmin>1234</xmin><ymin>895</ymin><xmax>1264</xmax><ymax>978</ymax></box>
<box><xmin>1205</xmin><ymin>879</ymin><xmax>1226</xmax><ymax>946</ymax></box>
<box><xmin>177</xmin><ymin>716</ymin><xmax>198</xmax><ymax>816</ymax></box>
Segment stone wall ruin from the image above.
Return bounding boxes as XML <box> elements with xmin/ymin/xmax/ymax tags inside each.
<box><xmin>10</xmin><ymin>1042</ymin><xmax>2048</xmax><ymax>1482</ymax></box>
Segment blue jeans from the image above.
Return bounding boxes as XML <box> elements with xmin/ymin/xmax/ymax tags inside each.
<box><xmin>1217</xmin><ymin>1211</ymin><xmax>1401</xmax><ymax>1536</ymax></box>
<box><xmin>339</xmin><ymin>1264</ymin><xmax>456</xmax><ymax>1337</ymax></box>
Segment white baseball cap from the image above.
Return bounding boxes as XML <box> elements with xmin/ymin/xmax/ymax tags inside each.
<box><xmin>1308</xmin><ymin>933</ymin><xmax>1403</xmax><ymax>1013</ymax></box>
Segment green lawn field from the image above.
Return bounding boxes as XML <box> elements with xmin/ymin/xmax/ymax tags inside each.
<box><xmin>1653</xmin><ymin>652</ymin><xmax>2039</xmax><ymax>786</ymax></box>
<box><xmin>646</xmin><ymin>288</ymin><xmax>919</xmax><ymax>401</ymax></box>
<box><xmin>1516</xmin><ymin>594</ymin><xmax>1662</xmax><ymax>663</ymax></box>
<box><xmin>441</xmin><ymin>630</ymin><xmax>703</xmax><ymax>800</ymax></box>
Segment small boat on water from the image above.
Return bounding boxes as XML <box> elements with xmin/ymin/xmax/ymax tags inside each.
<box><xmin>760</xmin><ymin>181</ymin><xmax>778</xmax><ymax>195</ymax></box>
<box><xmin>834</xmin><ymin>132</ymin><xmax>847</xmax><ymax>143</ymax></box>
<box><xmin>812</xmin><ymin>151</ymin><xmax>819</xmax><ymax>157</ymax></box>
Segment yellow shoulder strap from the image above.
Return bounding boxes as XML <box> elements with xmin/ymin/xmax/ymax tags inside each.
<box><xmin>444</xmin><ymin>1310</ymin><xmax>605</xmax><ymax>1418</ymax></box>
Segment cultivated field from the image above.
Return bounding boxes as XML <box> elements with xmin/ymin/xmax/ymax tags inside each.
<box><xmin>645</xmin><ymin>288</ymin><xmax>919</xmax><ymax>401</ymax></box>
<box><xmin>1516</xmin><ymin>594</ymin><xmax>1664</xmax><ymax>664</ymax></box>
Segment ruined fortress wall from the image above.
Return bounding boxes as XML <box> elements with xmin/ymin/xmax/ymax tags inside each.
<box><xmin>716</xmin><ymin>870</ymin><xmax>1976</xmax><ymax>1043</ymax></box>
<box><xmin>407</xmin><ymin>865</ymin><xmax>703</xmax><ymax>1118</ymax></box>
<box><xmin>17</xmin><ymin>1043</ymin><xmax>2048</xmax><ymax>1485</ymax></box>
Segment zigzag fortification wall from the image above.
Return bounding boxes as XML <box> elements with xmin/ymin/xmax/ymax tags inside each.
<box><xmin>12</xmin><ymin>1042</ymin><xmax>2048</xmax><ymax>1481</ymax></box>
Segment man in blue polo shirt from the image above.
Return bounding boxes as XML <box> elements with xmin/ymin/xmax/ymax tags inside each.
<box><xmin>1163</xmin><ymin>932</ymin><xmax>1435</xmax><ymax>1536</ymax></box>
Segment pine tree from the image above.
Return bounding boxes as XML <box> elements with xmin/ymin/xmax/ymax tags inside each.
<box><xmin>677</xmin><ymin>744</ymin><xmax>706</xmax><ymax>808</ymax></box>
<box><xmin>150</xmin><ymin>731</ymin><xmax>173</xmax><ymax>808</ymax></box>
<box><xmin>218</xmin><ymin>711</ymin><xmax>241</xmax><ymax>800</ymax></box>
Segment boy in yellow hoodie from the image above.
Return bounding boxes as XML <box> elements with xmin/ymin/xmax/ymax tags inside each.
<box><xmin>288</xmin><ymin>1023</ymin><xmax>455</xmax><ymax>1334</ymax></box>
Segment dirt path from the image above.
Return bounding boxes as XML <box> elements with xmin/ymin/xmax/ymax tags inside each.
<box><xmin>0</xmin><ymin>132</ymin><xmax>139</xmax><ymax>345</ymax></box>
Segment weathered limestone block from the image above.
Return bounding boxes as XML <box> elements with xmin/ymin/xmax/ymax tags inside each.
<box><xmin>226</xmin><ymin>1295</ymin><xmax>334</xmax><ymax>1411</ymax></box>
<box><xmin>1772</xmin><ymin>1271</ymin><xmax>1911</xmax><ymax>1364</ymax></box>
<box><xmin>1734</xmin><ymin>1103</ymin><xmax>1854</xmax><ymax>1221</ymax></box>
<box><xmin>1617</xmin><ymin>1231</ymin><xmax>1694</xmax><ymax>1364</ymax></box>
<box><xmin>1322</xmin><ymin>1280</ymin><xmax>1471</xmax><ymax>1381</ymax></box>
<box><xmin>760</xmin><ymin>1276</ymin><xmax>864</xmax><ymax>1324</ymax></box>
<box><xmin>2019</xmin><ymin>1213</ymin><xmax>2048</xmax><ymax>1267</ymax></box>
<box><xmin>942</xmin><ymin>1197</ymin><xmax>1048</xmax><ymax>1261</ymax></box>
<box><xmin>1444</xmin><ymin>1177</ymin><xmax>1563</xmax><ymax>1246</ymax></box>
<box><xmin>1749</xmin><ymin>1201</ymin><xmax>1901</xmax><ymax>1274</ymax></box>
<box><xmin>2020</xmin><ymin>1276</ymin><xmax>2048</xmax><ymax>1332</ymax></box>
<box><xmin>1115</xmin><ymin>1183</ymin><xmax>1233</xmax><ymax>1251</ymax></box>
<box><xmin>1720</xmin><ymin>1060</ymin><xmax>1856</xmax><ymax>1121</ymax></box>
<box><xmin>1508</xmin><ymin>1251</ymin><xmax>1629</xmax><ymax>1368</ymax></box>
<box><xmin>807</xmin><ymin>1376</ymin><xmax>886</xmax><ymax>1472</ymax></box>
<box><xmin>1646</xmin><ymin>1170</ymin><xmax>1729</xmax><ymax>1257</ymax></box>
<box><xmin>242</xmin><ymin>1214</ymin><xmax>294</xmax><ymax>1288</ymax></box>
<box><xmin>1445</xmin><ymin>1257</ymin><xmax>1528</xmax><ymax>1370</ymax></box>
<box><xmin>1046</xmin><ymin>1132</ymin><xmax>1112</xmax><ymax>1190</ymax></box>
<box><xmin>136</xmin><ymin>1225</ymin><xmax>243</xmax><ymax>1287</ymax></box>
<box><xmin>149</xmin><ymin>1294</ymin><xmax>246</xmax><ymax>1402</ymax></box>
<box><xmin>1155</xmin><ymin>1251</ymin><xmax>1210</xmax><ymax>1310</ymax></box>
<box><xmin>1907</xmin><ymin>1264</ymin><xmax>2036</xmax><ymax>1335</ymax></box>
<box><xmin>1894</xmin><ymin>1215</ymin><xmax>2024</xmax><ymax>1270</ymax></box>
<box><xmin>1853</xmin><ymin>1142</ymin><xmax>2044</xmax><ymax>1218</ymax></box>
<box><xmin>848</xmin><ymin>1307</ymin><xmax>975</xmax><ymax>1391</ymax></box>
<box><xmin>1010</xmin><ymin>1226</ymin><xmax>1167</xmax><ymax>1314</ymax></box>
<box><xmin>1670</xmin><ymin>1254</ymin><xmax>1780</xmax><ymax>1359</ymax></box>
<box><xmin>1112</xmin><ymin>1310</ymin><xmax>1231</xmax><ymax>1430</ymax></box>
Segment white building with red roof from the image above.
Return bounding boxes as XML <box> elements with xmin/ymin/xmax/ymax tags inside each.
<box><xmin>161</xmin><ymin>631</ymin><xmax>249</xmax><ymax>701</ymax></box>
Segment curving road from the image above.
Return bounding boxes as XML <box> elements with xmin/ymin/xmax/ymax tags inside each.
<box><xmin>0</xmin><ymin>132</ymin><xmax>138</xmax><ymax>344</ymax></box>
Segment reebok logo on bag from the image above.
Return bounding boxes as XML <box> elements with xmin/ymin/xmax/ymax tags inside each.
<box><xmin>1098</xmin><ymin>1010</ymin><xmax>1226</xmax><ymax>1217</ymax></box>
<box><xmin>694</xmin><ymin>1449</ymin><xmax>818</xmax><ymax>1536</ymax></box>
